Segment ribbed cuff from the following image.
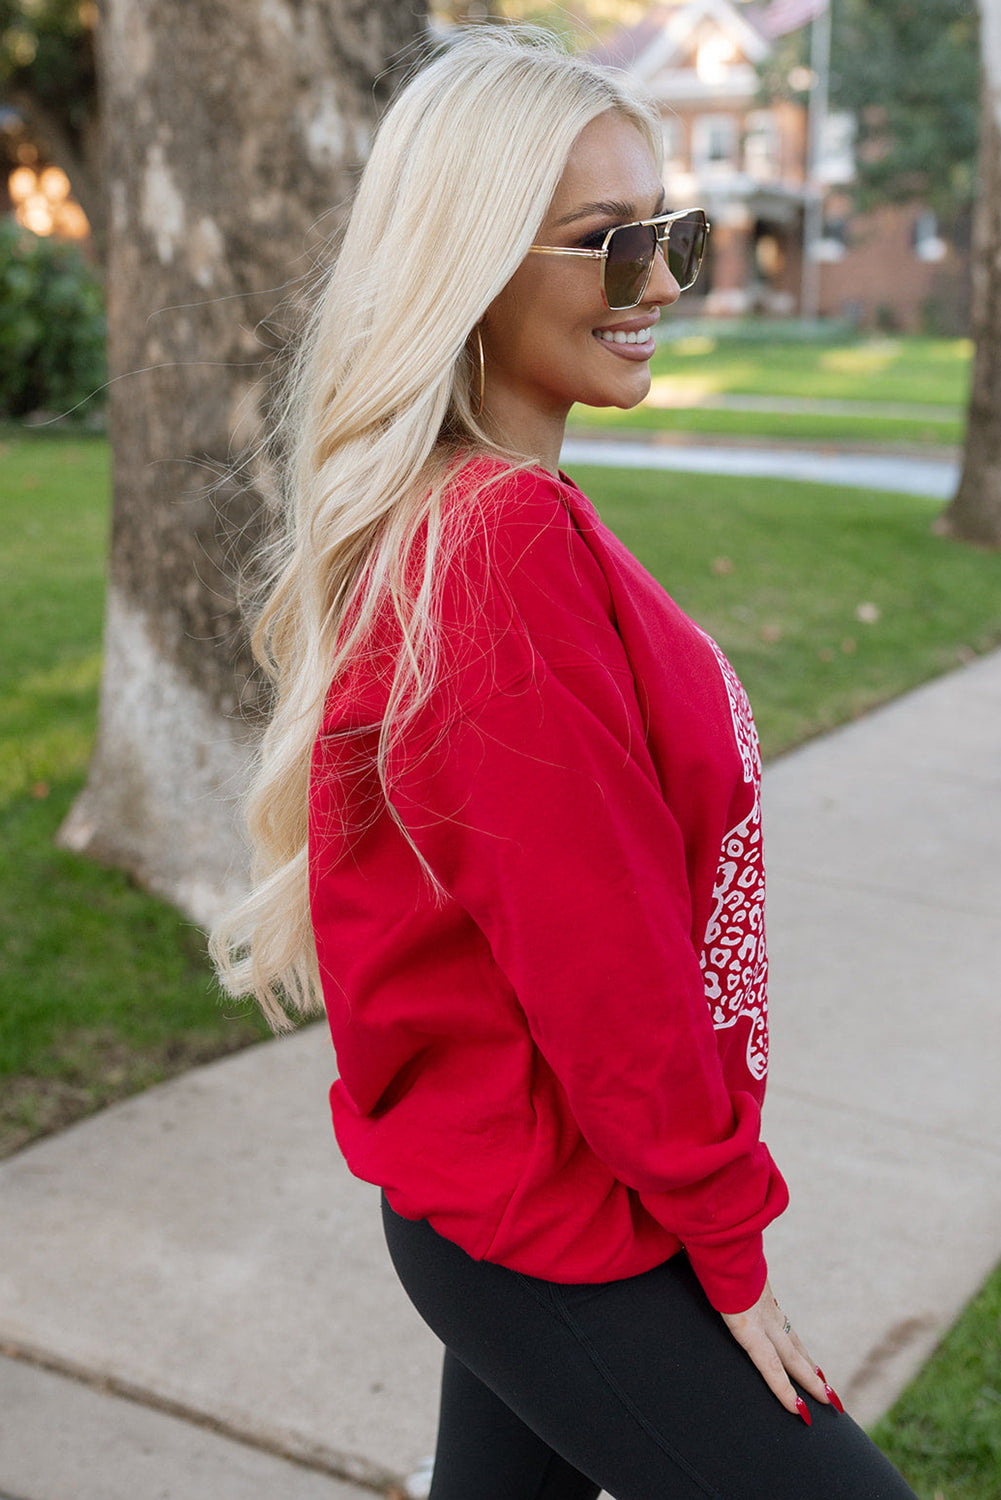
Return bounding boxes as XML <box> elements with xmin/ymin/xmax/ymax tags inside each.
<box><xmin>684</xmin><ymin>1233</ymin><xmax>770</xmax><ymax>1315</ymax></box>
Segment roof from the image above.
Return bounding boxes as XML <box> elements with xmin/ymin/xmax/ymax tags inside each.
<box><xmin>589</xmin><ymin>0</ymin><xmax>772</xmax><ymax>75</ymax></box>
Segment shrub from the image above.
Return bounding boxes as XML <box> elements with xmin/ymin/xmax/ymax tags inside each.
<box><xmin>0</xmin><ymin>217</ymin><xmax>106</xmax><ymax>419</ymax></box>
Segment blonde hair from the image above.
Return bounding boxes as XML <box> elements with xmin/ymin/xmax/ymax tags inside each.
<box><xmin>209</xmin><ymin>25</ymin><xmax>661</xmax><ymax>1029</ymax></box>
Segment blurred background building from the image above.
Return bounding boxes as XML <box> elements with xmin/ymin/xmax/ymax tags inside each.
<box><xmin>589</xmin><ymin>0</ymin><xmax>969</xmax><ymax>329</ymax></box>
<box><xmin>1</xmin><ymin>0</ymin><xmax>974</xmax><ymax>331</ymax></box>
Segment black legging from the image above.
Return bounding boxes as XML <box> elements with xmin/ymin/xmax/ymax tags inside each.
<box><xmin>382</xmin><ymin>1196</ymin><xmax>917</xmax><ymax>1500</ymax></box>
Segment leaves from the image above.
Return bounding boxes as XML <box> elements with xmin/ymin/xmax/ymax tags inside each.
<box><xmin>0</xmin><ymin>1</ymin><xmax>98</xmax><ymax>149</ymax></box>
<box><xmin>757</xmin><ymin>0</ymin><xmax>979</xmax><ymax>223</ymax></box>
<box><xmin>830</xmin><ymin>0</ymin><xmax>980</xmax><ymax>222</ymax></box>
<box><xmin>0</xmin><ymin>219</ymin><xmax>106</xmax><ymax>417</ymax></box>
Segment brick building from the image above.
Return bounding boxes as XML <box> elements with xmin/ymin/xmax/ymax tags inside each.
<box><xmin>592</xmin><ymin>0</ymin><xmax>969</xmax><ymax>331</ymax></box>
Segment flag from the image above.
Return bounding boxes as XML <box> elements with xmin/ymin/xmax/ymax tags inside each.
<box><xmin>757</xmin><ymin>0</ymin><xmax>828</xmax><ymax>40</ymax></box>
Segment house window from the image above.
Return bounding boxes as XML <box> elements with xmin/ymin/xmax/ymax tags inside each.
<box><xmin>817</xmin><ymin>112</ymin><xmax>856</xmax><ymax>186</ymax></box>
<box><xmin>814</xmin><ymin>215</ymin><xmax>849</xmax><ymax>262</ymax></box>
<box><xmin>913</xmin><ymin>211</ymin><xmax>947</xmax><ymax>263</ymax></box>
<box><xmin>692</xmin><ymin>115</ymin><xmax>737</xmax><ymax>171</ymax></box>
<box><xmin>744</xmin><ymin>111</ymin><xmax>779</xmax><ymax>181</ymax></box>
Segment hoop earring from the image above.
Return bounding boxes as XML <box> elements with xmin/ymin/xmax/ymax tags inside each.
<box><xmin>473</xmin><ymin>325</ymin><xmax>485</xmax><ymax>418</ymax></box>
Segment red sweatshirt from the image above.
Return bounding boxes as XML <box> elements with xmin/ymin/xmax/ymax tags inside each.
<box><xmin>308</xmin><ymin>459</ymin><xmax>788</xmax><ymax>1315</ymax></box>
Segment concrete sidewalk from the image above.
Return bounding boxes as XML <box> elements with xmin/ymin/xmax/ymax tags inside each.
<box><xmin>2</xmin><ymin>651</ymin><xmax>1000</xmax><ymax>1500</ymax></box>
<box><xmin>560</xmin><ymin>432</ymin><xmax>960</xmax><ymax>497</ymax></box>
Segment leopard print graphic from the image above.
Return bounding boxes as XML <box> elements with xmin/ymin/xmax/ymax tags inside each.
<box><xmin>699</xmin><ymin>635</ymin><xmax>769</xmax><ymax>1080</ymax></box>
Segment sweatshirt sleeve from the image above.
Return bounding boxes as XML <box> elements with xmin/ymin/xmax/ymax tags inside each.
<box><xmin>386</xmin><ymin>472</ymin><xmax>787</xmax><ymax>1313</ymax></box>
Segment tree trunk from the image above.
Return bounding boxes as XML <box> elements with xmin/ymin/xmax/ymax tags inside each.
<box><xmin>941</xmin><ymin>7</ymin><xmax>1001</xmax><ymax>547</ymax></box>
<box><xmin>59</xmin><ymin>0</ymin><xmax>428</xmax><ymax>924</ymax></box>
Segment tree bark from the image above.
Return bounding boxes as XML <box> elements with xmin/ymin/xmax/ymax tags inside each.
<box><xmin>941</xmin><ymin>5</ymin><xmax>1001</xmax><ymax>547</ymax></box>
<box><xmin>60</xmin><ymin>0</ymin><xmax>428</xmax><ymax>924</ymax></box>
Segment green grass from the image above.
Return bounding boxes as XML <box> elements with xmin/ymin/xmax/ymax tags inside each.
<box><xmin>573</xmin><ymin>464</ymin><xmax>1001</xmax><ymax>759</ymax></box>
<box><xmin>869</xmin><ymin>1261</ymin><xmax>1001</xmax><ymax>1499</ymax></box>
<box><xmin>569</xmin><ymin>404</ymin><xmax>963</xmax><ymax>447</ymax></box>
<box><xmin>647</xmin><ymin>331</ymin><xmax>973</xmax><ymax>405</ymax></box>
<box><xmin>570</xmin><ymin>332</ymin><xmax>971</xmax><ymax>444</ymax></box>
<box><xmin>0</xmin><ymin>430</ymin><xmax>268</xmax><ymax>1155</ymax></box>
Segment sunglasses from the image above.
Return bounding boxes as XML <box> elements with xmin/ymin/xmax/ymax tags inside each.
<box><xmin>529</xmin><ymin>207</ymin><xmax>710</xmax><ymax>311</ymax></box>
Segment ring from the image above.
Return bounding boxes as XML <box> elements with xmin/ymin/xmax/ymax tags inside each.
<box><xmin>782</xmin><ymin>1315</ymin><xmax>792</xmax><ymax>1335</ymax></box>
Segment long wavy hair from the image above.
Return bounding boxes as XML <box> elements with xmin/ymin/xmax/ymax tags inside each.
<box><xmin>209</xmin><ymin>26</ymin><xmax>661</xmax><ymax>1030</ymax></box>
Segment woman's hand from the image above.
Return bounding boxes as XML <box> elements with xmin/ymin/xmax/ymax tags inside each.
<box><xmin>721</xmin><ymin>1279</ymin><xmax>841</xmax><ymax>1421</ymax></box>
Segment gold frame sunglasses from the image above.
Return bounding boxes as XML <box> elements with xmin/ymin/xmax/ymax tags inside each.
<box><xmin>529</xmin><ymin>207</ymin><xmax>711</xmax><ymax>311</ymax></box>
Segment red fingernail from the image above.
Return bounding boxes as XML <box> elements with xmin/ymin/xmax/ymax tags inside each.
<box><xmin>815</xmin><ymin>1367</ymin><xmax>844</xmax><ymax>1413</ymax></box>
<box><xmin>796</xmin><ymin>1396</ymin><xmax>811</xmax><ymax>1426</ymax></box>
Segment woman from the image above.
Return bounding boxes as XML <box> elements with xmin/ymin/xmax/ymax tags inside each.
<box><xmin>212</xmin><ymin>28</ymin><xmax>917</xmax><ymax>1500</ymax></box>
